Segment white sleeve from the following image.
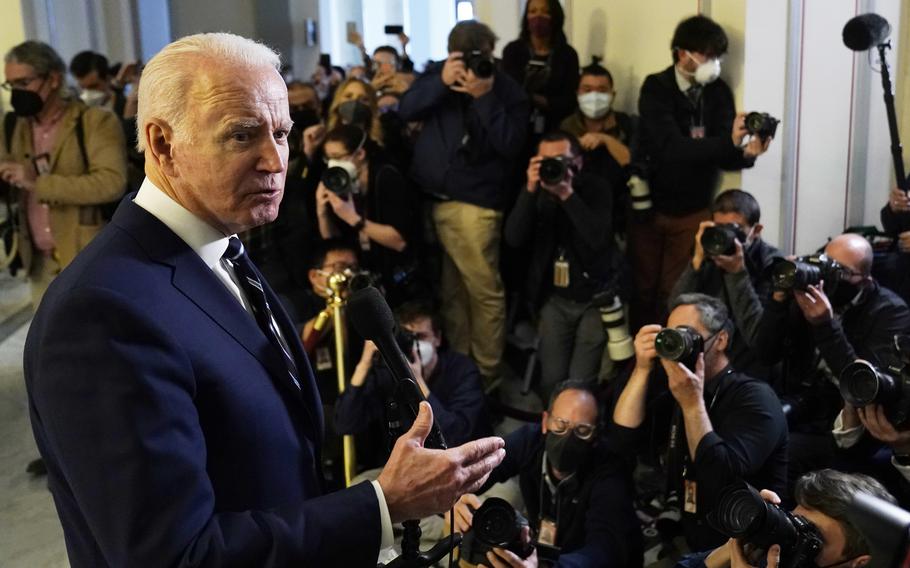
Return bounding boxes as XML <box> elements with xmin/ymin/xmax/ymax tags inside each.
<box><xmin>832</xmin><ymin>410</ymin><xmax>865</xmax><ymax>449</ymax></box>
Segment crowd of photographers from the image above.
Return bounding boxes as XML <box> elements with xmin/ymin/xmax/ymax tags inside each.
<box><xmin>6</xmin><ymin>0</ymin><xmax>910</xmax><ymax>566</ymax></box>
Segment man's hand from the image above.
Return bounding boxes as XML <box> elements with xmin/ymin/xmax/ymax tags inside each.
<box><xmin>793</xmin><ymin>283</ymin><xmax>833</xmax><ymax>326</ymax></box>
<box><xmin>526</xmin><ymin>156</ymin><xmax>541</xmax><ymax>193</ymax></box>
<box><xmin>633</xmin><ymin>324</ymin><xmax>662</xmax><ymax>372</ymax></box>
<box><xmin>732</xmin><ymin>113</ymin><xmax>749</xmax><ymax>146</ymax></box>
<box><xmin>0</xmin><ymin>161</ymin><xmax>36</xmax><ymax>191</ymax></box>
<box><xmin>446</xmin><ymin>493</ymin><xmax>482</xmax><ymax>534</ymax></box>
<box><xmin>578</xmin><ymin>132</ymin><xmax>608</xmax><ymax>151</ymax></box>
<box><xmin>326</xmin><ymin>191</ymin><xmax>361</xmax><ymax>227</ymax></box>
<box><xmin>730</xmin><ymin>539</ymin><xmax>780</xmax><ymax>568</ymax></box>
<box><xmin>442</xmin><ymin>52</ymin><xmax>467</xmax><ymax>87</ymax></box>
<box><xmin>713</xmin><ymin>239</ymin><xmax>746</xmax><ymax>274</ymax></box>
<box><xmin>859</xmin><ymin>404</ymin><xmax>910</xmax><ymax>455</ymax></box>
<box><xmin>889</xmin><ymin>187</ymin><xmax>910</xmax><ymax>213</ymax></box>
<box><xmin>351</xmin><ymin>341</ymin><xmax>379</xmax><ymax>387</ymax></box>
<box><xmin>378</xmin><ymin>402</ymin><xmax>505</xmax><ymax>523</ymax></box>
<box><xmin>662</xmin><ymin>353</ymin><xmax>706</xmax><ymax>413</ymax></box>
<box><xmin>398</xmin><ymin>32</ymin><xmax>410</xmax><ymax>51</ymax></box>
<box><xmin>452</xmin><ymin>69</ymin><xmax>494</xmax><ymax>99</ymax></box>
<box><xmin>486</xmin><ymin>526</ymin><xmax>537</xmax><ymax>568</ymax></box>
<box><xmin>692</xmin><ymin>220</ymin><xmax>715</xmax><ymax>271</ymax></box>
<box><xmin>742</xmin><ymin>135</ymin><xmax>772</xmax><ymax>159</ymax></box>
<box><xmin>302</xmin><ymin>123</ymin><xmax>326</xmax><ymax>160</ymax></box>
<box><xmin>315</xmin><ymin>182</ymin><xmax>333</xmax><ymax>218</ymax></box>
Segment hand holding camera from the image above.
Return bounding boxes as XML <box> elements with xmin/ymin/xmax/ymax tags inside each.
<box><xmin>445</xmin><ymin>50</ymin><xmax>495</xmax><ymax>99</ymax></box>
<box><xmin>792</xmin><ymin>283</ymin><xmax>833</xmax><ymax>326</ymax></box>
<box><xmin>633</xmin><ymin>324</ymin><xmax>662</xmax><ymax>372</ymax></box>
<box><xmin>302</xmin><ymin>123</ymin><xmax>326</xmax><ymax>160</ymax></box>
<box><xmin>732</xmin><ymin>112</ymin><xmax>777</xmax><ymax>158</ymax></box>
<box><xmin>526</xmin><ymin>156</ymin><xmax>574</xmax><ymax>200</ymax></box>
<box><xmin>351</xmin><ymin>341</ymin><xmax>380</xmax><ymax>387</ymax></box>
<box><xmin>857</xmin><ymin>404</ymin><xmax>910</xmax><ymax>456</ymax></box>
<box><xmin>662</xmin><ymin>351</ymin><xmax>706</xmax><ymax>413</ymax></box>
<box><xmin>889</xmin><ymin>186</ymin><xmax>910</xmax><ymax>213</ymax></box>
<box><xmin>696</xmin><ymin>221</ymin><xmax>748</xmax><ymax>274</ymax></box>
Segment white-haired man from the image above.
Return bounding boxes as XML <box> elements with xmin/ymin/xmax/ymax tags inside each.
<box><xmin>23</xmin><ymin>33</ymin><xmax>505</xmax><ymax>567</ymax></box>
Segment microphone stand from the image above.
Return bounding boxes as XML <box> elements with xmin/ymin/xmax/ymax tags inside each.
<box><xmin>325</xmin><ymin>272</ymin><xmax>357</xmax><ymax>487</ymax></box>
<box><xmin>877</xmin><ymin>41</ymin><xmax>907</xmax><ymax>192</ymax></box>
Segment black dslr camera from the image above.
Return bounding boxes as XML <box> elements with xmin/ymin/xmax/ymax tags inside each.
<box><xmin>321</xmin><ymin>166</ymin><xmax>354</xmax><ymax>196</ymax></box>
<box><xmin>655</xmin><ymin>326</ymin><xmax>704</xmax><ymax>369</ymax></box>
<box><xmin>708</xmin><ymin>481</ymin><xmax>822</xmax><ymax>568</ymax></box>
<box><xmin>395</xmin><ymin>328</ymin><xmax>417</xmax><ymax>363</ymax></box>
<box><xmin>461</xmin><ymin>498</ymin><xmax>534</xmax><ymax>565</ymax></box>
<box><xmin>745</xmin><ymin>112</ymin><xmax>780</xmax><ymax>140</ymax></box>
<box><xmin>701</xmin><ymin>223</ymin><xmax>748</xmax><ymax>256</ymax></box>
<box><xmin>840</xmin><ymin>335</ymin><xmax>910</xmax><ymax>426</ymax></box>
<box><xmin>463</xmin><ymin>50</ymin><xmax>495</xmax><ymax>79</ymax></box>
<box><xmin>538</xmin><ymin>157</ymin><xmax>571</xmax><ymax>185</ymax></box>
<box><xmin>770</xmin><ymin>254</ymin><xmax>844</xmax><ymax>291</ymax></box>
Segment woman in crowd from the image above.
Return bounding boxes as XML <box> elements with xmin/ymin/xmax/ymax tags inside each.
<box><xmin>502</xmin><ymin>0</ymin><xmax>580</xmax><ymax>138</ymax></box>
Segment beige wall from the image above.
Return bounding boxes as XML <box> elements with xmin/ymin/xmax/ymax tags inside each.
<box><xmin>0</xmin><ymin>0</ymin><xmax>27</xmax><ymax>113</ymax></box>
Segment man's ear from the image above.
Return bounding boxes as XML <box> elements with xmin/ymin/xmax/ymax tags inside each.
<box><xmin>541</xmin><ymin>410</ymin><xmax>549</xmax><ymax>433</ymax></box>
<box><xmin>852</xmin><ymin>555</ymin><xmax>871</xmax><ymax>567</ymax></box>
<box><xmin>715</xmin><ymin>329</ymin><xmax>730</xmax><ymax>353</ymax></box>
<box><xmin>145</xmin><ymin>119</ymin><xmax>177</xmax><ymax>175</ymax></box>
<box><xmin>752</xmin><ymin>223</ymin><xmax>764</xmax><ymax>239</ymax></box>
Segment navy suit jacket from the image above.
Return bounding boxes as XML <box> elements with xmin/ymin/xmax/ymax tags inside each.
<box><xmin>24</xmin><ymin>198</ymin><xmax>382</xmax><ymax>567</ymax></box>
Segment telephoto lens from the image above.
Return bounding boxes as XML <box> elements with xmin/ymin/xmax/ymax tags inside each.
<box><xmin>538</xmin><ymin>157</ymin><xmax>568</xmax><ymax>185</ymax></box>
<box><xmin>654</xmin><ymin>326</ymin><xmax>704</xmax><ymax>368</ymax></box>
<box><xmin>770</xmin><ymin>258</ymin><xmax>822</xmax><ymax>291</ymax></box>
<box><xmin>321</xmin><ymin>166</ymin><xmax>353</xmax><ymax>195</ymax></box>
<box><xmin>708</xmin><ymin>481</ymin><xmax>822</xmax><ymax>568</ymax></box>
<box><xmin>463</xmin><ymin>498</ymin><xmax>534</xmax><ymax>564</ymax></box>
<box><xmin>744</xmin><ymin>112</ymin><xmax>780</xmax><ymax>139</ymax></box>
<box><xmin>600</xmin><ymin>296</ymin><xmax>634</xmax><ymax>361</ymax></box>
<box><xmin>701</xmin><ymin>223</ymin><xmax>747</xmax><ymax>256</ymax></box>
<box><xmin>464</xmin><ymin>50</ymin><xmax>495</xmax><ymax>78</ymax></box>
<box><xmin>839</xmin><ymin>357</ymin><xmax>910</xmax><ymax>426</ymax></box>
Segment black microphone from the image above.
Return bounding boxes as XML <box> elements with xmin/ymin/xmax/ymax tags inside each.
<box><xmin>843</xmin><ymin>13</ymin><xmax>891</xmax><ymax>51</ymax></box>
<box><xmin>346</xmin><ymin>286</ymin><xmax>447</xmax><ymax>449</ymax></box>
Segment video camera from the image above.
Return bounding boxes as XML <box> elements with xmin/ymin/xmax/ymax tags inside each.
<box><xmin>463</xmin><ymin>50</ymin><xmax>495</xmax><ymax>79</ymax></box>
<box><xmin>460</xmin><ymin>498</ymin><xmax>534</xmax><ymax>565</ymax></box>
<box><xmin>701</xmin><ymin>223</ymin><xmax>748</xmax><ymax>256</ymax></box>
<box><xmin>745</xmin><ymin>112</ymin><xmax>780</xmax><ymax>140</ymax></box>
<box><xmin>708</xmin><ymin>481</ymin><xmax>822</xmax><ymax>568</ymax></box>
<box><xmin>655</xmin><ymin>326</ymin><xmax>704</xmax><ymax>369</ymax></box>
<box><xmin>770</xmin><ymin>254</ymin><xmax>845</xmax><ymax>291</ymax></box>
<box><xmin>840</xmin><ymin>335</ymin><xmax>910</xmax><ymax>426</ymax></box>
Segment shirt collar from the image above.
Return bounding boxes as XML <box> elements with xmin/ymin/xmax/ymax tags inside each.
<box><xmin>133</xmin><ymin>177</ymin><xmax>233</xmax><ymax>269</ymax></box>
<box><xmin>674</xmin><ymin>64</ymin><xmax>693</xmax><ymax>93</ymax></box>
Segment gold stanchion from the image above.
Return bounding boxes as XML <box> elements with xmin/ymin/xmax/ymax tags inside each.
<box><xmin>326</xmin><ymin>272</ymin><xmax>356</xmax><ymax>487</ymax></box>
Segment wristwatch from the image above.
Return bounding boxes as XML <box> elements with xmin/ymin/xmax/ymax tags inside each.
<box><xmin>352</xmin><ymin>216</ymin><xmax>366</xmax><ymax>231</ymax></box>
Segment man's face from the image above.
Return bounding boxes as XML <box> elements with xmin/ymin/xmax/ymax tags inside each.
<box><xmin>792</xmin><ymin>506</ymin><xmax>853</xmax><ymax>567</ymax></box>
<box><xmin>577</xmin><ymin>74</ymin><xmax>612</xmax><ymax>95</ymax></box>
<box><xmin>75</xmin><ymin>69</ymin><xmax>109</xmax><ymax>92</ymax></box>
<box><xmin>666</xmin><ymin>304</ymin><xmax>725</xmax><ymax>368</ymax></box>
<box><xmin>712</xmin><ymin>211</ymin><xmax>759</xmax><ymax>246</ymax></box>
<box><xmin>372</xmin><ymin>52</ymin><xmax>397</xmax><ymax>76</ymax></box>
<box><xmin>308</xmin><ymin>249</ymin><xmax>358</xmax><ymax>298</ymax></box>
<box><xmin>537</xmin><ymin>139</ymin><xmax>580</xmax><ymax>182</ymax></box>
<box><xmin>824</xmin><ymin>237</ymin><xmax>869</xmax><ymax>288</ymax></box>
<box><xmin>166</xmin><ymin>65</ymin><xmax>291</xmax><ymax>235</ymax></box>
<box><xmin>4</xmin><ymin>61</ymin><xmax>59</xmax><ymax>104</ymax></box>
<box><xmin>401</xmin><ymin>316</ymin><xmax>441</xmax><ymax>349</ymax></box>
<box><xmin>542</xmin><ymin>389</ymin><xmax>598</xmax><ymax>437</ymax></box>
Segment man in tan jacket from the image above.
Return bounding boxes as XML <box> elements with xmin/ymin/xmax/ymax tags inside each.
<box><xmin>0</xmin><ymin>41</ymin><xmax>127</xmax><ymax>305</ymax></box>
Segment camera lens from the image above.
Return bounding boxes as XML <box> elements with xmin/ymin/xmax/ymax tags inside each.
<box><xmin>539</xmin><ymin>158</ymin><xmax>567</xmax><ymax>185</ymax></box>
<box><xmin>771</xmin><ymin>259</ymin><xmax>821</xmax><ymax>290</ymax></box>
<box><xmin>840</xmin><ymin>360</ymin><xmax>896</xmax><ymax>407</ymax></box>
<box><xmin>709</xmin><ymin>482</ymin><xmax>800</xmax><ymax>551</ymax></box>
<box><xmin>655</xmin><ymin>327</ymin><xmax>703</xmax><ymax>363</ymax></box>
<box><xmin>471</xmin><ymin>57</ymin><xmax>494</xmax><ymax>79</ymax></box>
<box><xmin>322</xmin><ymin>167</ymin><xmax>352</xmax><ymax>195</ymax></box>
<box><xmin>701</xmin><ymin>226</ymin><xmax>736</xmax><ymax>256</ymax></box>
<box><xmin>473</xmin><ymin>498</ymin><xmax>526</xmax><ymax>548</ymax></box>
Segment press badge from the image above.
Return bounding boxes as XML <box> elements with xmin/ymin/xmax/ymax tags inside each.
<box><xmin>683</xmin><ymin>480</ymin><xmax>698</xmax><ymax>514</ymax></box>
<box><xmin>33</xmin><ymin>153</ymin><xmax>51</xmax><ymax>176</ymax></box>
<box><xmin>554</xmin><ymin>251</ymin><xmax>569</xmax><ymax>288</ymax></box>
<box><xmin>689</xmin><ymin>125</ymin><xmax>706</xmax><ymax>139</ymax></box>
<box><xmin>315</xmin><ymin>346</ymin><xmax>332</xmax><ymax>371</ymax></box>
<box><xmin>538</xmin><ymin>517</ymin><xmax>557</xmax><ymax>546</ymax></box>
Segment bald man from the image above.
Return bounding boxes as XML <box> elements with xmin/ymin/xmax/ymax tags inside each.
<box><xmin>754</xmin><ymin>233</ymin><xmax>910</xmax><ymax>491</ymax></box>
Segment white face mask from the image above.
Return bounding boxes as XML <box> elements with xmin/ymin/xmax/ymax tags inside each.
<box><xmin>416</xmin><ymin>340</ymin><xmax>435</xmax><ymax>367</ymax></box>
<box><xmin>79</xmin><ymin>89</ymin><xmax>108</xmax><ymax>107</ymax></box>
<box><xmin>577</xmin><ymin>91</ymin><xmax>612</xmax><ymax>119</ymax></box>
<box><xmin>688</xmin><ymin>52</ymin><xmax>721</xmax><ymax>85</ymax></box>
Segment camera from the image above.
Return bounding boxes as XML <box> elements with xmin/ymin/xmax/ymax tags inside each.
<box><xmin>745</xmin><ymin>112</ymin><xmax>780</xmax><ymax>140</ymax></box>
<box><xmin>539</xmin><ymin>157</ymin><xmax>569</xmax><ymax>185</ymax></box>
<box><xmin>655</xmin><ymin>326</ymin><xmax>704</xmax><ymax>369</ymax></box>
<box><xmin>395</xmin><ymin>328</ymin><xmax>417</xmax><ymax>363</ymax></box>
<box><xmin>598</xmin><ymin>295</ymin><xmax>634</xmax><ymax>361</ymax></box>
<box><xmin>708</xmin><ymin>481</ymin><xmax>822</xmax><ymax>568</ymax></box>
<box><xmin>770</xmin><ymin>254</ymin><xmax>844</xmax><ymax>292</ymax></box>
<box><xmin>321</xmin><ymin>166</ymin><xmax>354</xmax><ymax>195</ymax></box>
<box><xmin>463</xmin><ymin>50</ymin><xmax>495</xmax><ymax>79</ymax></box>
<box><xmin>701</xmin><ymin>223</ymin><xmax>747</xmax><ymax>256</ymax></box>
<box><xmin>461</xmin><ymin>497</ymin><xmax>533</xmax><ymax>565</ymax></box>
<box><xmin>839</xmin><ymin>335</ymin><xmax>910</xmax><ymax>425</ymax></box>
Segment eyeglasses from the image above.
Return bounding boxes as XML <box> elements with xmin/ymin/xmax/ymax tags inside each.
<box><xmin>547</xmin><ymin>416</ymin><xmax>596</xmax><ymax>440</ymax></box>
<box><xmin>1</xmin><ymin>74</ymin><xmax>45</xmax><ymax>91</ymax></box>
<box><xmin>318</xmin><ymin>262</ymin><xmax>358</xmax><ymax>273</ymax></box>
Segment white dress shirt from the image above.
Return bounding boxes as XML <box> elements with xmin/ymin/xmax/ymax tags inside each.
<box><xmin>133</xmin><ymin>177</ymin><xmax>394</xmax><ymax>550</ymax></box>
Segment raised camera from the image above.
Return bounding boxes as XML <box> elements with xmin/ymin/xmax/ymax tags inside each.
<box><xmin>770</xmin><ymin>254</ymin><xmax>844</xmax><ymax>292</ymax></box>
<box><xmin>462</xmin><ymin>497</ymin><xmax>533</xmax><ymax>565</ymax></box>
<box><xmin>321</xmin><ymin>167</ymin><xmax>353</xmax><ymax>195</ymax></box>
<box><xmin>655</xmin><ymin>326</ymin><xmax>704</xmax><ymax>369</ymax></box>
<box><xmin>745</xmin><ymin>112</ymin><xmax>780</xmax><ymax>140</ymax></box>
<box><xmin>701</xmin><ymin>223</ymin><xmax>747</xmax><ymax>256</ymax></box>
<box><xmin>539</xmin><ymin>157</ymin><xmax>570</xmax><ymax>185</ymax></box>
<box><xmin>708</xmin><ymin>481</ymin><xmax>822</xmax><ymax>568</ymax></box>
<box><xmin>840</xmin><ymin>335</ymin><xmax>910</xmax><ymax>425</ymax></box>
<box><xmin>464</xmin><ymin>50</ymin><xmax>495</xmax><ymax>79</ymax></box>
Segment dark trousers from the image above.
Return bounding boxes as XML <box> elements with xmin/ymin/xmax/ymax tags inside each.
<box><xmin>628</xmin><ymin>209</ymin><xmax>710</xmax><ymax>329</ymax></box>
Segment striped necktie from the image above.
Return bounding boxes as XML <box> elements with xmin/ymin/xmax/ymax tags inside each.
<box><xmin>222</xmin><ymin>237</ymin><xmax>301</xmax><ymax>390</ymax></box>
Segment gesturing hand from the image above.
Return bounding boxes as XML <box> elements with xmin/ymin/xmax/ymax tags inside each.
<box><xmin>377</xmin><ymin>402</ymin><xmax>505</xmax><ymax>523</ymax></box>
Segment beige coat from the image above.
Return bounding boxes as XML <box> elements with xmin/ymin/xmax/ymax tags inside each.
<box><xmin>2</xmin><ymin>100</ymin><xmax>127</xmax><ymax>270</ymax></box>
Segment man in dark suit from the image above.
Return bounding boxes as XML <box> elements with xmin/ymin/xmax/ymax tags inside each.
<box><xmin>23</xmin><ymin>32</ymin><xmax>505</xmax><ymax>568</ymax></box>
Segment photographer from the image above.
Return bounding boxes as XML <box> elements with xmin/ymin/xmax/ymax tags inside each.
<box><xmin>451</xmin><ymin>380</ymin><xmax>643</xmax><ymax>567</ymax></box>
<box><xmin>754</xmin><ymin>234</ymin><xmax>910</xmax><ymax>485</ymax></box>
<box><xmin>334</xmin><ymin>302</ymin><xmax>490</xmax><ymax>458</ymax></box>
<box><xmin>878</xmin><ymin>186</ymin><xmax>910</xmax><ymax>305</ymax></box>
<box><xmin>630</xmin><ymin>15</ymin><xmax>771</xmax><ymax>328</ymax></box>
<box><xmin>315</xmin><ymin>124</ymin><xmax>416</xmax><ymax>304</ymax></box>
<box><xmin>398</xmin><ymin>20</ymin><xmax>530</xmax><ymax>383</ymax></box>
<box><xmin>670</xmin><ymin>190</ymin><xmax>780</xmax><ymax>380</ymax></box>
<box><xmin>504</xmin><ymin>131</ymin><xmax>618</xmax><ymax>399</ymax></box>
<box><xmin>613</xmin><ymin>293</ymin><xmax>788</xmax><ymax>551</ymax></box>
<box><xmin>678</xmin><ymin>469</ymin><xmax>895</xmax><ymax>568</ymax></box>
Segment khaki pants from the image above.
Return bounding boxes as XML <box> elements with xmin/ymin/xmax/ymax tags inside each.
<box><xmin>432</xmin><ymin>201</ymin><xmax>505</xmax><ymax>379</ymax></box>
<box><xmin>29</xmin><ymin>252</ymin><xmax>61</xmax><ymax>309</ymax></box>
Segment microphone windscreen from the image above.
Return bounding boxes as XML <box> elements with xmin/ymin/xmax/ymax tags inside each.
<box><xmin>346</xmin><ymin>286</ymin><xmax>395</xmax><ymax>341</ymax></box>
<box><xmin>843</xmin><ymin>13</ymin><xmax>891</xmax><ymax>51</ymax></box>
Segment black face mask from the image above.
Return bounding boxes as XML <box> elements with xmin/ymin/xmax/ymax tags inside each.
<box><xmin>830</xmin><ymin>279</ymin><xmax>863</xmax><ymax>309</ymax></box>
<box><xmin>290</xmin><ymin>107</ymin><xmax>321</xmax><ymax>131</ymax></box>
<box><xmin>338</xmin><ymin>100</ymin><xmax>372</xmax><ymax>129</ymax></box>
<box><xmin>11</xmin><ymin>88</ymin><xmax>45</xmax><ymax>117</ymax></box>
<box><xmin>545</xmin><ymin>432</ymin><xmax>591</xmax><ymax>474</ymax></box>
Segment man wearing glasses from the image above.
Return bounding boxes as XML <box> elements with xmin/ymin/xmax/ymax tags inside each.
<box><xmin>614</xmin><ymin>293</ymin><xmax>788</xmax><ymax>553</ymax></box>
<box><xmin>450</xmin><ymin>380</ymin><xmax>643</xmax><ymax>568</ymax></box>
<box><xmin>0</xmin><ymin>41</ymin><xmax>126</xmax><ymax>305</ymax></box>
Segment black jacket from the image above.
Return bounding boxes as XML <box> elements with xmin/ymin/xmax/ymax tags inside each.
<box><xmin>398</xmin><ymin>62</ymin><xmax>530</xmax><ymax>210</ymax></box>
<box><xmin>504</xmin><ymin>170</ymin><xmax>615</xmax><ymax>309</ymax></box>
<box><xmin>501</xmin><ymin>40</ymin><xmax>580</xmax><ymax>132</ymax></box>
<box><xmin>638</xmin><ymin>66</ymin><xmax>754</xmax><ymax>215</ymax></box>
<box><xmin>479</xmin><ymin>424</ymin><xmax>643</xmax><ymax>567</ymax></box>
